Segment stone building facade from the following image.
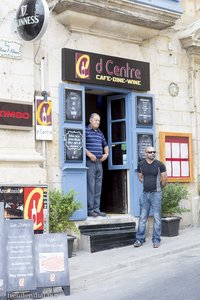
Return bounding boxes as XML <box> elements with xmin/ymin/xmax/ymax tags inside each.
<box><xmin>0</xmin><ymin>0</ymin><xmax>200</xmax><ymax>227</ymax></box>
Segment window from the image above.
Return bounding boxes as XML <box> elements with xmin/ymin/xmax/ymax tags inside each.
<box><xmin>159</xmin><ymin>132</ymin><xmax>193</xmax><ymax>182</ymax></box>
<box><xmin>108</xmin><ymin>96</ymin><xmax>128</xmax><ymax>167</ymax></box>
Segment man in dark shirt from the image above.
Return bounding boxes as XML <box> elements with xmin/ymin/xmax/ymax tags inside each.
<box><xmin>134</xmin><ymin>146</ymin><xmax>167</xmax><ymax>248</ymax></box>
<box><xmin>86</xmin><ymin>113</ymin><xmax>109</xmax><ymax>217</ymax></box>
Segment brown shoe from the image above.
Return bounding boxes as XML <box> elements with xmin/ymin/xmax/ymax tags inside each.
<box><xmin>153</xmin><ymin>243</ymin><xmax>160</xmax><ymax>248</ymax></box>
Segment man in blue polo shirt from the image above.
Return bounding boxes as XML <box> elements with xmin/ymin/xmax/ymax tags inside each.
<box><xmin>86</xmin><ymin>113</ymin><xmax>109</xmax><ymax>217</ymax></box>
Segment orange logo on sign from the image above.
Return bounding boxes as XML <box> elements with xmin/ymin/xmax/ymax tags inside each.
<box><xmin>36</xmin><ymin>100</ymin><xmax>52</xmax><ymax>126</ymax></box>
<box><xmin>75</xmin><ymin>53</ymin><xmax>90</xmax><ymax>79</ymax></box>
<box><xmin>24</xmin><ymin>188</ymin><xmax>44</xmax><ymax>231</ymax></box>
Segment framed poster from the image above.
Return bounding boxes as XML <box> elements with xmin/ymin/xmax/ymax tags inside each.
<box><xmin>0</xmin><ymin>185</ymin><xmax>48</xmax><ymax>233</ymax></box>
<box><xmin>159</xmin><ymin>132</ymin><xmax>193</xmax><ymax>182</ymax></box>
<box><xmin>136</xmin><ymin>96</ymin><xmax>153</xmax><ymax>126</ymax></box>
<box><xmin>64</xmin><ymin>89</ymin><xmax>82</xmax><ymax>122</ymax></box>
<box><xmin>64</xmin><ymin>129</ymin><xmax>83</xmax><ymax>162</ymax></box>
<box><xmin>35</xmin><ymin>96</ymin><xmax>53</xmax><ymax>141</ymax></box>
<box><xmin>137</xmin><ymin>134</ymin><xmax>153</xmax><ymax>162</ymax></box>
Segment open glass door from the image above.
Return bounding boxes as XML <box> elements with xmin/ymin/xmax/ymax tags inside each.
<box><xmin>104</xmin><ymin>94</ymin><xmax>130</xmax><ymax>213</ymax></box>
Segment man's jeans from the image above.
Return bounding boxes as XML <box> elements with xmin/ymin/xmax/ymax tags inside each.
<box><xmin>86</xmin><ymin>160</ymin><xmax>103</xmax><ymax>212</ymax></box>
<box><xmin>136</xmin><ymin>191</ymin><xmax>162</xmax><ymax>244</ymax></box>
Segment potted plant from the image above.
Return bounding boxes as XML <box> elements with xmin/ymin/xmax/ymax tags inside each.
<box><xmin>49</xmin><ymin>189</ymin><xmax>81</xmax><ymax>257</ymax></box>
<box><xmin>161</xmin><ymin>183</ymin><xmax>190</xmax><ymax>237</ymax></box>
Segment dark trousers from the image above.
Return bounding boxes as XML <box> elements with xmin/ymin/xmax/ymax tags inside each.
<box><xmin>86</xmin><ymin>160</ymin><xmax>103</xmax><ymax>212</ymax></box>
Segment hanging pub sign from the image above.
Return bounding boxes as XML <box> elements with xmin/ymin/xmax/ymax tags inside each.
<box><xmin>0</xmin><ymin>101</ymin><xmax>32</xmax><ymax>130</ymax></box>
<box><xmin>35</xmin><ymin>96</ymin><xmax>53</xmax><ymax>140</ymax></box>
<box><xmin>16</xmin><ymin>0</ymin><xmax>49</xmax><ymax>42</ymax></box>
<box><xmin>62</xmin><ymin>48</ymin><xmax>150</xmax><ymax>91</ymax></box>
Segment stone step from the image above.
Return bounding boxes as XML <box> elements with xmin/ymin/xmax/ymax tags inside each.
<box><xmin>79</xmin><ymin>221</ymin><xmax>136</xmax><ymax>233</ymax></box>
<box><xmin>79</xmin><ymin>222</ymin><xmax>136</xmax><ymax>253</ymax></box>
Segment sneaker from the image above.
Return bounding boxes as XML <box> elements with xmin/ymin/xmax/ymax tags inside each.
<box><xmin>133</xmin><ymin>240</ymin><xmax>142</xmax><ymax>247</ymax></box>
<box><xmin>88</xmin><ymin>211</ymin><xmax>98</xmax><ymax>217</ymax></box>
<box><xmin>153</xmin><ymin>243</ymin><xmax>160</xmax><ymax>248</ymax></box>
<box><xmin>95</xmin><ymin>211</ymin><xmax>106</xmax><ymax>217</ymax></box>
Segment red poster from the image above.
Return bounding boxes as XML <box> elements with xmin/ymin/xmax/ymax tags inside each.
<box><xmin>24</xmin><ymin>187</ymin><xmax>45</xmax><ymax>231</ymax></box>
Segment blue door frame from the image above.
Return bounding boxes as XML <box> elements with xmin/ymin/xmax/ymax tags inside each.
<box><xmin>130</xmin><ymin>93</ymin><xmax>156</xmax><ymax>216</ymax></box>
<box><xmin>60</xmin><ymin>83</ymin><xmax>155</xmax><ymax>219</ymax></box>
<box><xmin>59</xmin><ymin>83</ymin><xmax>87</xmax><ymax>220</ymax></box>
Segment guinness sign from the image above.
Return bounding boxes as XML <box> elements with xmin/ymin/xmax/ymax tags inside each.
<box><xmin>16</xmin><ymin>0</ymin><xmax>49</xmax><ymax>42</ymax></box>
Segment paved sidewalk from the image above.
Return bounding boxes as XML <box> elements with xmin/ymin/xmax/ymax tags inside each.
<box><xmin>45</xmin><ymin>226</ymin><xmax>200</xmax><ymax>299</ymax></box>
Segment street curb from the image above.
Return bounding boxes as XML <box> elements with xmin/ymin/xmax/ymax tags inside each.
<box><xmin>70</xmin><ymin>241</ymin><xmax>200</xmax><ymax>286</ymax></box>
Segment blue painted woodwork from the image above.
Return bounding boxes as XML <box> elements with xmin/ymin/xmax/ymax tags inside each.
<box><xmin>107</xmin><ymin>94</ymin><xmax>130</xmax><ymax>170</ymax></box>
<box><xmin>132</xmin><ymin>0</ymin><xmax>182</xmax><ymax>14</ymax></box>
<box><xmin>60</xmin><ymin>82</ymin><xmax>155</xmax><ymax>218</ymax></box>
<box><xmin>130</xmin><ymin>93</ymin><xmax>156</xmax><ymax>216</ymax></box>
<box><xmin>60</xmin><ymin>83</ymin><xmax>87</xmax><ymax>220</ymax></box>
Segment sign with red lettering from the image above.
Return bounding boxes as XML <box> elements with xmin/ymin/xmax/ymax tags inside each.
<box><xmin>0</xmin><ymin>101</ymin><xmax>32</xmax><ymax>129</ymax></box>
<box><xmin>62</xmin><ymin>48</ymin><xmax>150</xmax><ymax>91</ymax></box>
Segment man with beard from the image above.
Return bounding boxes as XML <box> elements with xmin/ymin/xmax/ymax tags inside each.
<box><xmin>134</xmin><ymin>146</ymin><xmax>167</xmax><ymax>248</ymax></box>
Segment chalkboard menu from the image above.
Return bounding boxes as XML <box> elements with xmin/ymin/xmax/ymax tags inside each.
<box><xmin>5</xmin><ymin>219</ymin><xmax>36</xmax><ymax>292</ymax></box>
<box><xmin>35</xmin><ymin>233</ymin><xmax>70</xmax><ymax>295</ymax></box>
<box><xmin>136</xmin><ymin>96</ymin><xmax>153</xmax><ymax>125</ymax></box>
<box><xmin>0</xmin><ymin>202</ymin><xmax>6</xmax><ymax>297</ymax></box>
<box><xmin>64</xmin><ymin>129</ymin><xmax>83</xmax><ymax>162</ymax></box>
<box><xmin>64</xmin><ymin>89</ymin><xmax>82</xmax><ymax>122</ymax></box>
<box><xmin>137</xmin><ymin>134</ymin><xmax>153</xmax><ymax>161</ymax></box>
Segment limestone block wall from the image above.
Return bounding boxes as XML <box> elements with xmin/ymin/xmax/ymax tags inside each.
<box><xmin>0</xmin><ymin>0</ymin><xmax>46</xmax><ymax>185</ymax></box>
<box><xmin>0</xmin><ymin>0</ymin><xmax>200</xmax><ymax>225</ymax></box>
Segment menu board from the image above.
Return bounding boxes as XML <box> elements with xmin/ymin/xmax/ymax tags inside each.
<box><xmin>0</xmin><ymin>202</ymin><xmax>6</xmax><ymax>297</ymax></box>
<box><xmin>64</xmin><ymin>89</ymin><xmax>82</xmax><ymax>122</ymax></box>
<box><xmin>64</xmin><ymin>129</ymin><xmax>83</xmax><ymax>162</ymax></box>
<box><xmin>35</xmin><ymin>233</ymin><xmax>70</xmax><ymax>295</ymax></box>
<box><xmin>137</xmin><ymin>134</ymin><xmax>153</xmax><ymax>161</ymax></box>
<box><xmin>6</xmin><ymin>219</ymin><xmax>36</xmax><ymax>292</ymax></box>
<box><xmin>136</xmin><ymin>96</ymin><xmax>153</xmax><ymax>125</ymax></box>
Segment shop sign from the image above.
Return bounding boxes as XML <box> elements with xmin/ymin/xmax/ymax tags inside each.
<box><xmin>0</xmin><ymin>185</ymin><xmax>48</xmax><ymax>234</ymax></box>
<box><xmin>16</xmin><ymin>0</ymin><xmax>49</xmax><ymax>42</ymax></box>
<box><xmin>62</xmin><ymin>48</ymin><xmax>150</xmax><ymax>91</ymax></box>
<box><xmin>0</xmin><ymin>101</ymin><xmax>32</xmax><ymax>130</ymax></box>
<box><xmin>35</xmin><ymin>96</ymin><xmax>53</xmax><ymax>140</ymax></box>
<box><xmin>0</xmin><ymin>40</ymin><xmax>22</xmax><ymax>59</ymax></box>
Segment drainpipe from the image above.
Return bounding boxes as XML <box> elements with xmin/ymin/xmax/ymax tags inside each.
<box><xmin>40</xmin><ymin>57</ymin><xmax>47</xmax><ymax>169</ymax></box>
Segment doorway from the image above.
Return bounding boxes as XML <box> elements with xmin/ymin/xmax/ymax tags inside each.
<box><xmin>85</xmin><ymin>90</ymin><xmax>128</xmax><ymax>214</ymax></box>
